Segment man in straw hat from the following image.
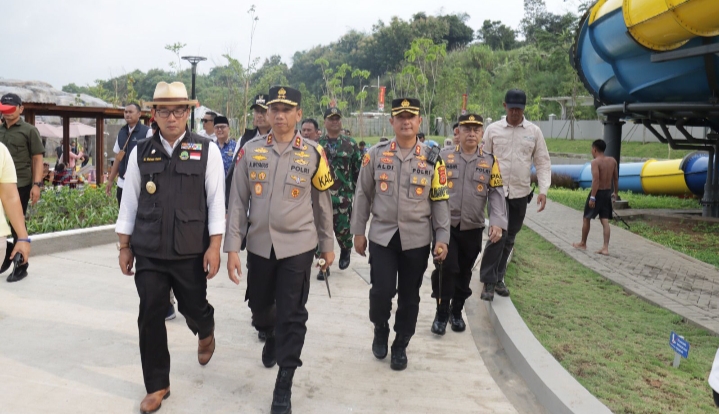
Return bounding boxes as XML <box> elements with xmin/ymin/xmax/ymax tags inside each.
<box><xmin>226</xmin><ymin>86</ymin><xmax>335</xmax><ymax>414</ymax></box>
<box><xmin>115</xmin><ymin>81</ymin><xmax>226</xmax><ymax>413</ymax></box>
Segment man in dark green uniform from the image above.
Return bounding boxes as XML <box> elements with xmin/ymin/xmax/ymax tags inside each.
<box><xmin>0</xmin><ymin>93</ymin><xmax>45</xmax><ymax>282</ymax></box>
<box><xmin>318</xmin><ymin>107</ymin><xmax>361</xmax><ymax>277</ymax></box>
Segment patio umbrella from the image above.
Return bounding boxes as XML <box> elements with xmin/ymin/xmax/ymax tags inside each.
<box><xmin>68</xmin><ymin>122</ymin><xmax>97</xmax><ymax>138</ymax></box>
<box><xmin>35</xmin><ymin>121</ymin><xmax>63</xmax><ymax>139</ymax></box>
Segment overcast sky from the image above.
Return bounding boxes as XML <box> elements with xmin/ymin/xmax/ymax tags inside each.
<box><xmin>2</xmin><ymin>0</ymin><xmax>581</xmax><ymax>89</ymax></box>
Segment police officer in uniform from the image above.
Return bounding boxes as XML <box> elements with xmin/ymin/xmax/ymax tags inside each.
<box><xmin>225</xmin><ymin>86</ymin><xmax>335</xmax><ymax>414</ymax></box>
<box><xmin>116</xmin><ymin>82</ymin><xmax>225</xmax><ymax>414</ymax></box>
<box><xmin>430</xmin><ymin>114</ymin><xmax>508</xmax><ymax>336</ymax></box>
<box><xmin>351</xmin><ymin>98</ymin><xmax>450</xmax><ymax>371</ymax></box>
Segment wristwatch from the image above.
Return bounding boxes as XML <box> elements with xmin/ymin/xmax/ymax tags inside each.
<box><xmin>32</xmin><ymin>181</ymin><xmax>43</xmax><ymax>188</ymax></box>
<box><xmin>116</xmin><ymin>242</ymin><xmax>131</xmax><ymax>251</ymax></box>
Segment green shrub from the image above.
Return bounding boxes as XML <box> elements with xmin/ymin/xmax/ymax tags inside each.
<box><xmin>25</xmin><ymin>185</ymin><xmax>118</xmax><ymax>234</ymax></box>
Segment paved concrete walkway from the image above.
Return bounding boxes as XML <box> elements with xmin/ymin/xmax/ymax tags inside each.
<box><xmin>523</xmin><ymin>199</ymin><xmax>719</xmax><ymax>335</ymax></box>
<box><xmin>0</xmin><ymin>244</ymin><xmax>518</xmax><ymax>414</ymax></box>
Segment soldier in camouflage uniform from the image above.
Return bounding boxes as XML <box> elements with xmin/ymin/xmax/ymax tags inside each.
<box><xmin>318</xmin><ymin>107</ymin><xmax>362</xmax><ymax>278</ymax></box>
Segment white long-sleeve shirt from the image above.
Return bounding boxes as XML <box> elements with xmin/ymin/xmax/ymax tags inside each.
<box><xmin>481</xmin><ymin>117</ymin><xmax>551</xmax><ymax>199</ymax></box>
<box><xmin>115</xmin><ymin>132</ymin><xmax>226</xmax><ymax>236</ymax></box>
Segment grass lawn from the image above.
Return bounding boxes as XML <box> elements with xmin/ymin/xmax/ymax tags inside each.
<box><xmin>545</xmin><ymin>138</ymin><xmax>695</xmax><ymax>160</ymax></box>
<box><xmin>547</xmin><ymin>188</ymin><xmax>701</xmax><ymax>211</ymax></box>
<box><xmin>509</xmin><ymin>228</ymin><xmax>719</xmax><ymax>413</ymax></box>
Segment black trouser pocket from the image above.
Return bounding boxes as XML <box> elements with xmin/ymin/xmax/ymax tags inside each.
<box><xmin>173</xmin><ymin>209</ymin><xmax>206</xmax><ymax>255</ymax></box>
<box><xmin>132</xmin><ymin>207</ymin><xmax>163</xmax><ymax>252</ymax></box>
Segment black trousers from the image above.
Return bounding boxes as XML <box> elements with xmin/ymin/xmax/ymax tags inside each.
<box><xmin>5</xmin><ymin>185</ymin><xmax>31</xmax><ymax>268</ymax></box>
<box><xmin>430</xmin><ymin>225</ymin><xmax>483</xmax><ymax>304</ymax></box>
<box><xmin>479</xmin><ymin>228</ymin><xmax>508</xmax><ymax>284</ymax></box>
<box><xmin>116</xmin><ymin>186</ymin><xmax>123</xmax><ymax>206</ymax></box>
<box><xmin>368</xmin><ymin>231</ymin><xmax>430</xmax><ymax>336</ymax></box>
<box><xmin>246</xmin><ymin>248</ymin><xmax>313</xmax><ymax>368</ymax></box>
<box><xmin>496</xmin><ymin>196</ymin><xmax>529</xmax><ymax>282</ymax></box>
<box><xmin>134</xmin><ymin>255</ymin><xmax>215</xmax><ymax>393</ymax></box>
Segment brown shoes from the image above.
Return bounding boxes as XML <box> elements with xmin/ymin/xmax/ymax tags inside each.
<box><xmin>198</xmin><ymin>331</ymin><xmax>215</xmax><ymax>366</ymax></box>
<box><xmin>140</xmin><ymin>387</ymin><xmax>170</xmax><ymax>414</ymax></box>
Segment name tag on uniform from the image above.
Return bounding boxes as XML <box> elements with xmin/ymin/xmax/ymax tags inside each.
<box><xmin>143</xmin><ymin>157</ymin><xmax>162</xmax><ymax>162</ymax></box>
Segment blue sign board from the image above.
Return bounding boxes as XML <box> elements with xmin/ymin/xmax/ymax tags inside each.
<box><xmin>670</xmin><ymin>332</ymin><xmax>690</xmax><ymax>359</ymax></box>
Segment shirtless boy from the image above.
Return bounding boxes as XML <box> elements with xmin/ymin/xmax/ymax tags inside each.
<box><xmin>572</xmin><ymin>140</ymin><xmax>618</xmax><ymax>255</ymax></box>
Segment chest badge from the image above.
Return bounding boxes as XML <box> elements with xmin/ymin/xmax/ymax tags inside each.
<box><xmin>258</xmin><ymin>172</ymin><xmax>267</xmax><ymax>180</ymax></box>
<box><xmin>477</xmin><ymin>183</ymin><xmax>484</xmax><ymax>192</ymax></box>
<box><xmin>179</xmin><ymin>151</ymin><xmax>189</xmax><ymax>161</ymax></box>
<box><xmin>415</xmin><ymin>186</ymin><xmax>424</xmax><ymax>196</ymax></box>
<box><xmin>146</xmin><ymin>181</ymin><xmax>157</xmax><ymax>194</ymax></box>
<box><xmin>294</xmin><ymin>159</ymin><xmax>309</xmax><ymax>166</ymax></box>
<box><xmin>380</xmin><ymin>157</ymin><xmax>393</xmax><ymax>164</ymax></box>
<box><xmin>250</xmin><ymin>171</ymin><xmax>257</xmax><ymax>180</ymax></box>
<box><xmin>380</xmin><ymin>182</ymin><xmax>389</xmax><ymax>192</ymax></box>
<box><xmin>254</xmin><ymin>183</ymin><xmax>263</xmax><ymax>196</ymax></box>
<box><xmin>254</xmin><ymin>147</ymin><xmax>268</xmax><ymax>154</ymax></box>
<box><xmin>420</xmin><ymin>177</ymin><xmax>428</xmax><ymax>186</ymax></box>
<box><xmin>417</xmin><ymin>161</ymin><xmax>427</xmax><ymax>169</ymax></box>
<box><xmin>448</xmin><ymin>181</ymin><xmax>454</xmax><ymax>189</ymax></box>
<box><xmin>447</xmin><ymin>171</ymin><xmax>453</xmax><ymax>177</ymax></box>
<box><xmin>252</xmin><ymin>155</ymin><xmax>267</xmax><ymax>161</ymax></box>
<box><xmin>291</xmin><ymin>188</ymin><xmax>300</xmax><ymax>198</ymax></box>
<box><xmin>379</xmin><ymin>173</ymin><xmax>389</xmax><ymax>181</ymax></box>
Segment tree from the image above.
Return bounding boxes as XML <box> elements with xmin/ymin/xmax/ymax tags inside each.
<box><xmin>315</xmin><ymin>59</ymin><xmax>354</xmax><ymax>110</ymax></box>
<box><xmin>477</xmin><ymin>20</ymin><xmax>518</xmax><ymax>51</ymax></box>
<box><xmin>164</xmin><ymin>42</ymin><xmax>186</xmax><ymax>75</ymax></box>
<box><xmin>438</xmin><ymin>14</ymin><xmax>474</xmax><ymax>50</ymax></box>
<box><xmin>352</xmin><ymin>68</ymin><xmax>371</xmax><ymax>137</ymax></box>
<box><xmin>394</xmin><ymin>38</ymin><xmax>447</xmax><ymax>127</ymax></box>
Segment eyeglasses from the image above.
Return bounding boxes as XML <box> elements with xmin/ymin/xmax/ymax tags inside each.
<box><xmin>214</xmin><ymin>125</ymin><xmax>228</xmax><ymax>130</ymax></box>
<box><xmin>201</xmin><ymin>119</ymin><xmax>213</xmax><ymax>123</ymax></box>
<box><xmin>155</xmin><ymin>108</ymin><xmax>188</xmax><ymax>118</ymax></box>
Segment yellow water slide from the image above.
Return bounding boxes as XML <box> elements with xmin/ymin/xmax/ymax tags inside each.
<box><xmin>622</xmin><ymin>0</ymin><xmax>719</xmax><ymax>51</ymax></box>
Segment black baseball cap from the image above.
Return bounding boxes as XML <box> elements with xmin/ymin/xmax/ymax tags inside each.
<box><xmin>505</xmin><ymin>89</ymin><xmax>526</xmax><ymax>109</ymax></box>
<box><xmin>250</xmin><ymin>94</ymin><xmax>268</xmax><ymax>110</ymax></box>
<box><xmin>324</xmin><ymin>107</ymin><xmax>342</xmax><ymax>119</ymax></box>
<box><xmin>391</xmin><ymin>98</ymin><xmax>420</xmax><ymax>116</ymax></box>
<box><xmin>458</xmin><ymin>113</ymin><xmax>484</xmax><ymax>126</ymax></box>
<box><xmin>267</xmin><ymin>86</ymin><xmax>301</xmax><ymax>107</ymax></box>
<box><xmin>1</xmin><ymin>93</ymin><xmax>22</xmax><ymax>107</ymax></box>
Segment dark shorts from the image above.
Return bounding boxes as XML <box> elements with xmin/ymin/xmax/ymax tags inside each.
<box><xmin>584</xmin><ymin>189</ymin><xmax>612</xmax><ymax>220</ymax></box>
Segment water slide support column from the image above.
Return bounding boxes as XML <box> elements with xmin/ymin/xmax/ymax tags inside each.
<box><xmin>603</xmin><ymin>116</ymin><xmax>624</xmax><ymax>171</ymax></box>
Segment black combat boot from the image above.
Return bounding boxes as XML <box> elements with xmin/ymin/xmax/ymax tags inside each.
<box><xmin>430</xmin><ymin>300</ymin><xmax>450</xmax><ymax>335</ymax></box>
<box><xmin>339</xmin><ymin>248</ymin><xmax>351</xmax><ymax>270</ymax></box>
<box><xmin>449</xmin><ymin>299</ymin><xmax>466</xmax><ymax>332</ymax></box>
<box><xmin>262</xmin><ymin>330</ymin><xmax>276</xmax><ymax>368</ymax></box>
<box><xmin>372</xmin><ymin>322</ymin><xmax>390</xmax><ymax>359</ymax></box>
<box><xmin>270</xmin><ymin>367</ymin><xmax>295</xmax><ymax>414</ymax></box>
<box><xmin>481</xmin><ymin>283</ymin><xmax>495</xmax><ymax>302</ymax></box>
<box><xmin>390</xmin><ymin>334</ymin><xmax>411</xmax><ymax>371</ymax></box>
<box><xmin>495</xmin><ymin>279</ymin><xmax>510</xmax><ymax>297</ymax></box>
<box><xmin>317</xmin><ymin>268</ymin><xmax>330</xmax><ymax>281</ymax></box>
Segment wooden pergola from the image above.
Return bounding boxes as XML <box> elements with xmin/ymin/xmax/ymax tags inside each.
<box><xmin>22</xmin><ymin>103</ymin><xmax>151</xmax><ymax>184</ymax></box>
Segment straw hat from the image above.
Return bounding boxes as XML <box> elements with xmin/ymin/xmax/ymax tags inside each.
<box><xmin>143</xmin><ymin>82</ymin><xmax>198</xmax><ymax>107</ymax></box>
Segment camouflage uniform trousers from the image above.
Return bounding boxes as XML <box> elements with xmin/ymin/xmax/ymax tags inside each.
<box><xmin>331</xmin><ymin>189</ymin><xmax>354</xmax><ymax>250</ymax></box>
